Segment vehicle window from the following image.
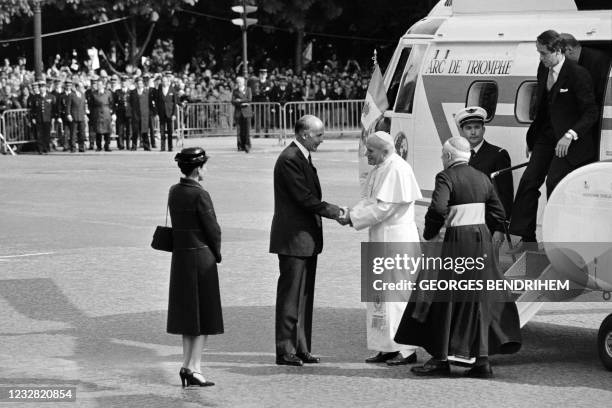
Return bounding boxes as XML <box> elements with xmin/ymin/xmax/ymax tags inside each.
<box><xmin>406</xmin><ymin>18</ymin><xmax>445</xmax><ymax>35</ymax></box>
<box><xmin>386</xmin><ymin>47</ymin><xmax>411</xmax><ymax>108</ymax></box>
<box><xmin>394</xmin><ymin>44</ymin><xmax>427</xmax><ymax>114</ymax></box>
<box><xmin>515</xmin><ymin>81</ymin><xmax>538</xmax><ymax>123</ymax></box>
<box><xmin>466</xmin><ymin>81</ymin><xmax>498</xmax><ymax>121</ymax></box>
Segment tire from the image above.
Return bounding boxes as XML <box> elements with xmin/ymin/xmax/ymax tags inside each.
<box><xmin>598</xmin><ymin>313</ymin><xmax>612</xmax><ymax>371</ymax></box>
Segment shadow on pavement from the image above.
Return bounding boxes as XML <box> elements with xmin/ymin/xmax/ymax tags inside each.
<box><xmin>1</xmin><ymin>278</ymin><xmax>610</xmax><ymax>393</ymax></box>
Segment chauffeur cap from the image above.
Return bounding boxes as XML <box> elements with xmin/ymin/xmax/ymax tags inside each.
<box><xmin>455</xmin><ymin>106</ymin><xmax>487</xmax><ymax>128</ymax></box>
<box><xmin>175</xmin><ymin>147</ymin><xmax>209</xmax><ymax>165</ymax></box>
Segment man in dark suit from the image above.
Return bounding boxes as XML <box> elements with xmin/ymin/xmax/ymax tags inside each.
<box><xmin>456</xmin><ymin>106</ymin><xmax>513</xmax><ymax>219</ymax></box>
<box><xmin>560</xmin><ymin>33</ymin><xmax>610</xmax><ymax>106</ymax></box>
<box><xmin>157</xmin><ymin>72</ymin><xmax>178</xmax><ymax>151</ymax></box>
<box><xmin>270</xmin><ymin>115</ymin><xmax>342</xmax><ymax>366</ymax></box>
<box><xmin>560</xmin><ymin>32</ymin><xmax>610</xmax><ymax>154</ymax></box>
<box><xmin>148</xmin><ymin>74</ymin><xmax>158</xmax><ymax>149</ymax></box>
<box><xmin>66</xmin><ymin>81</ymin><xmax>88</xmax><ymax>152</ymax></box>
<box><xmin>57</xmin><ymin>80</ymin><xmax>72</xmax><ymax>151</ymax></box>
<box><xmin>232</xmin><ymin>76</ymin><xmax>252</xmax><ymax>152</ymax></box>
<box><xmin>113</xmin><ymin>76</ymin><xmax>132</xmax><ymax>150</ymax></box>
<box><xmin>508</xmin><ymin>30</ymin><xmax>598</xmax><ymax>253</ymax></box>
<box><xmin>130</xmin><ymin>76</ymin><xmax>152</xmax><ymax>151</ymax></box>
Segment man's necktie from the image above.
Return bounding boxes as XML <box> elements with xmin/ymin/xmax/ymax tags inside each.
<box><xmin>546</xmin><ymin>68</ymin><xmax>556</xmax><ymax>91</ymax></box>
<box><xmin>308</xmin><ymin>154</ymin><xmax>313</xmax><ymax>167</ymax></box>
<box><xmin>470</xmin><ymin>149</ymin><xmax>475</xmax><ymax>161</ymax></box>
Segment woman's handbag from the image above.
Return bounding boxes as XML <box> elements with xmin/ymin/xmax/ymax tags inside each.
<box><xmin>151</xmin><ymin>201</ymin><xmax>173</xmax><ymax>252</ymax></box>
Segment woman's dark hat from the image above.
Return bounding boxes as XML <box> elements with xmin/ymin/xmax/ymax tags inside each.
<box><xmin>174</xmin><ymin>147</ymin><xmax>209</xmax><ymax>165</ymax></box>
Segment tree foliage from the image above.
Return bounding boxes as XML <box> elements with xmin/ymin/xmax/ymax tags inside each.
<box><xmin>257</xmin><ymin>0</ymin><xmax>343</xmax><ymax>71</ymax></box>
<box><xmin>0</xmin><ymin>0</ymin><xmax>33</xmax><ymax>27</ymax></box>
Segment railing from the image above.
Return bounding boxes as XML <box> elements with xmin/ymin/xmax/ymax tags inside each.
<box><xmin>1</xmin><ymin>109</ymin><xmax>32</xmax><ymax>147</ymax></box>
<box><xmin>1</xmin><ymin>99</ymin><xmax>365</xmax><ymax>153</ymax></box>
<box><xmin>177</xmin><ymin>102</ymin><xmax>284</xmax><ymax>139</ymax></box>
<box><xmin>282</xmin><ymin>100</ymin><xmax>364</xmax><ymax>143</ymax></box>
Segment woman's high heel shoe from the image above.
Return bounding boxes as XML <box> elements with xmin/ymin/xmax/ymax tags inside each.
<box><xmin>185</xmin><ymin>371</ymin><xmax>215</xmax><ymax>387</ymax></box>
<box><xmin>179</xmin><ymin>367</ymin><xmax>190</xmax><ymax>387</ymax></box>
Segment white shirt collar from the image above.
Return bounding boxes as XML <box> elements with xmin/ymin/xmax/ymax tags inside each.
<box><xmin>551</xmin><ymin>55</ymin><xmax>565</xmax><ymax>75</ymax></box>
<box><xmin>293</xmin><ymin>139</ymin><xmax>310</xmax><ymax>160</ymax></box>
<box><xmin>472</xmin><ymin>140</ymin><xmax>484</xmax><ymax>154</ymax></box>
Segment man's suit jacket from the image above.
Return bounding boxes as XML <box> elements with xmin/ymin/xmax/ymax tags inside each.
<box><xmin>469</xmin><ymin>140</ymin><xmax>513</xmax><ymax>220</ymax></box>
<box><xmin>231</xmin><ymin>87</ymin><xmax>252</xmax><ymax>121</ymax></box>
<box><xmin>66</xmin><ymin>91</ymin><xmax>87</xmax><ymax>122</ymax></box>
<box><xmin>270</xmin><ymin>142</ymin><xmax>339</xmax><ymax>257</ymax></box>
<box><xmin>129</xmin><ymin>89</ymin><xmax>151</xmax><ymax>130</ymax></box>
<box><xmin>526</xmin><ymin>59</ymin><xmax>598</xmax><ymax>165</ymax></box>
<box><xmin>578</xmin><ymin>47</ymin><xmax>610</xmax><ymax>105</ymax></box>
<box><xmin>157</xmin><ymin>86</ymin><xmax>177</xmax><ymax>119</ymax></box>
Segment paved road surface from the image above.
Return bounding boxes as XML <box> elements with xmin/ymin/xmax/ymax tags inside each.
<box><xmin>0</xmin><ymin>137</ymin><xmax>610</xmax><ymax>407</ymax></box>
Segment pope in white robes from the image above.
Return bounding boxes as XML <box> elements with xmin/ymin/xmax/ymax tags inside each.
<box><xmin>343</xmin><ymin>131</ymin><xmax>422</xmax><ymax>365</ymax></box>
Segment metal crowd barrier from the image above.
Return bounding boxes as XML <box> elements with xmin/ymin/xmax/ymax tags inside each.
<box><xmin>1</xmin><ymin>100</ymin><xmax>364</xmax><ymax>154</ymax></box>
<box><xmin>177</xmin><ymin>102</ymin><xmax>284</xmax><ymax>139</ymax></box>
<box><xmin>1</xmin><ymin>109</ymin><xmax>33</xmax><ymax>148</ymax></box>
<box><xmin>282</xmin><ymin>100</ymin><xmax>364</xmax><ymax>142</ymax></box>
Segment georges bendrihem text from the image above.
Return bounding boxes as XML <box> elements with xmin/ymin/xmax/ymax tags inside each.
<box><xmin>371</xmin><ymin>279</ymin><xmax>570</xmax><ymax>292</ymax></box>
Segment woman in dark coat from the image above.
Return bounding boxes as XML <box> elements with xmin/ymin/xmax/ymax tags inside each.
<box><xmin>90</xmin><ymin>80</ymin><xmax>114</xmax><ymax>151</ymax></box>
<box><xmin>167</xmin><ymin>147</ymin><xmax>223</xmax><ymax>387</ymax></box>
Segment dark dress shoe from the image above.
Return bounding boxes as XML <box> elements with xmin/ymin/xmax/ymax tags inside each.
<box><xmin>411</xmin><ymin>359</ymin><xmax>451</xmax><ymax>376</ymax></box>
<box><xmin>365</xmin><ymin>351</ymin><xmax>399</xmax><ymax>363</ymax></box>
<box><xmin>464</xmin><ymin>363</ymin><xmax>493</xmax><ymax>378</ymax></box>
<box><xmin>386</xmin><ymin>352</ymin><xmax>417</xmax><ymax>366</ymax></box>
<box><xmin>276</xmin><ymin>354</ymin><xmax>303</xmax><ymax>366</ymax></box>
<box><xmin>296</xmin><ymin>352</ymin><xmax>320</xmax><ymax>364</ymax></box>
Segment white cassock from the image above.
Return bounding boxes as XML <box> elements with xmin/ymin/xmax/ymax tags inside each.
<box><xmin>351</xmin><ymin>153</ymin><xmax>422</xmax><ymax>353</ymax></box>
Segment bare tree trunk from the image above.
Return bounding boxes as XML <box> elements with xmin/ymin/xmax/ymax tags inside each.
<box><xmin>135</xmin><ymin>22</ymin><xmax>157</xmax><ymax>63</ymax></box>
<box><xmin>125</xmin><ymin>19</ymin><xmax>138</xmax><ymax>66</ymax></box>
<box><xmin>295</xmin><ymin>28</ymin><xmax>304</xmax><ymax>74</ymax></box>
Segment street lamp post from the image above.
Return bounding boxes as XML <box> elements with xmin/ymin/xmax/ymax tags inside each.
<box><xmin>231</xmin><ymin>0</ymin><xmax>257</xmax><ymax>79</ymax></box>
<box><xmin>33</xmin><ymin>0</ymin><xmax>43</xmax><ymax>80</ymax></box>
<box><xmin>240</xmin><ymin>0</ymin><xmax>248</xmax><ymax>79</ymax></box>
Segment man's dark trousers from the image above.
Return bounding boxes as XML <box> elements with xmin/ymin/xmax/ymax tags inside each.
<box><xmin>276</xmin><ymin>255</ymin><xmax>317</xmax><ymax>356</ymax></box>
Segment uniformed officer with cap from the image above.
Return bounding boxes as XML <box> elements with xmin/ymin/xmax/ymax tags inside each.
<box><xmin>146</xmin><ymin>73</ymin><xmax>158</xmax><ymax>149</ymax></box>
<box><xmin>85</xmin><ymin>76</ymin><xmax>98</xmax><ymax>149</ymax></box>
<box><xmin>455</xmin><ymin>106</ymin><xmax>513</xmax><ymax>243</ymax></box>
<box><xmin>252</xmin><ymin>68</ymin><xmax>271</xmax><ymax>136</ymax></box>
<box><xmin>31</xmin><ymin>80</ymin><xmax>57</xmax><ymax>154</ymax></box>
<box><xmin>58</xmin><ymin>78</ymin><xmax>73</xmax><ymax>150</ymax></box>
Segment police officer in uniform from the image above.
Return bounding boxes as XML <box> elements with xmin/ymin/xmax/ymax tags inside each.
<box><xmin>113</xmin><ymin>76</ymin><xmax>132</xmax><ymax>150</ymax></box>
<box><xmin>58</xmin><ymin>79</ymin><xmax>73</xmax><ymax>151</ymax></box>
<box><xmin>31</xmin><ymin>81</ymin><xmax>56</xmax><ymax>154</ymax></box>
<box><xmin>455</xmin><ymin>106</ymin><xmax>514</xmax><ymax>218</ymax></box>
<box><xmin>85</xmin><ymin>77</ymin><xmax>97</xmax><ymax>150</ymax></box>
<box><xmin>252</xmin><ymin>68</ymin><xmax>272</xmax><ymax>137</ymax></box>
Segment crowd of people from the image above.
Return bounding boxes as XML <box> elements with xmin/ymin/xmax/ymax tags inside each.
<box><xmin>0</xmin><ymin>52</ymin><xmax>370</xmax><ymax>153</ymax></box>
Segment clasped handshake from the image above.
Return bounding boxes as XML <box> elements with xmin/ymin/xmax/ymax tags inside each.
<box><xmin>333</xmin><ymin>206</ymin><xmax>352</xmax><ymax>226</ymax></box>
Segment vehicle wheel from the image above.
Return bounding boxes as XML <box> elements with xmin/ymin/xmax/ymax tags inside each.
<box><xmin>598</xmin><ymin>313</ymin><xmax>612</xmax><ymax>371</ymax></box>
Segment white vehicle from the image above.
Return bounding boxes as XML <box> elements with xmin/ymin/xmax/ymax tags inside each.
<box><xmin>360</xmin><ymin>0</ymin><xmax>612</xmax><ymax>370</ymax></box>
